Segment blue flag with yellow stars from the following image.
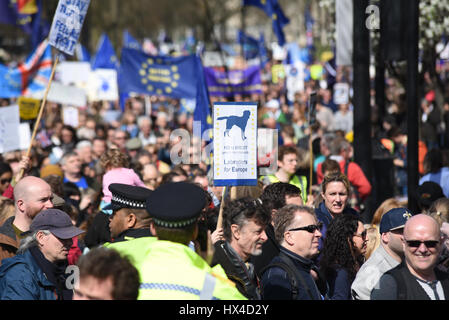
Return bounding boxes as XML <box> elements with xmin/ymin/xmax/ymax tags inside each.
<box><xmin>91</xmin><ymin>33</ymin><xmax>119</xmax><ymax>70</ymax></box>
<box><xmin>119</xmin><ymin>48</ymin><xmax>198</xmax><ymax>99</ymax></box>
<box><xmin>193</xmin><ymin>56</ymin><xmax>213</xmax><ymax>140</ymax></box>
<box><xmin>243</xmin><ymin>0</ymin><xmax>289</xmax><ymax>46</ymax></box>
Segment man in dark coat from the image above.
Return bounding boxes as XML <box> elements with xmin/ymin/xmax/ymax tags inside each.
<box><xmin>260</xmin><ymin>205</ymin><xmax>326</xmax><ymax>300</ymax></box>
<box><xmin>250</xmin><ymin>182</ymin><xmax>303</xmax><ymax>278</ymax></box>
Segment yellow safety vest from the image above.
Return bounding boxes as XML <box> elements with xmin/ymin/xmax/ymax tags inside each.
<box><xmin>104</xmin><ymin>237</ymin><xmax>157</xmax><ymax>270</ymax></box>
<box><xmin>261</xmin><ymin>174</ymin><xmax>308</xmax><ymax>202</ymax></box>
<box><xmin>137</xmin><ymin>240</ymin><xmax>247</xmax><ymax>300</ymax></box>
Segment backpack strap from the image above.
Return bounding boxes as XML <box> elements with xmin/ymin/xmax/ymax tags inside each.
<box><xmin>387</xmin><ymin>266</ymin><xmax>409</xmax><ymax>300</ymax></box>
<box><xmin>278</xmin><ymin>253</ymin><xmax>316</xmax><ymax>300</ymax></box>
<box><xmin>260</xmin><ymin>262</ymin><xmax>299</xmax><ymax>300</ymax></box>
<box><xmin>260</xmin><ymin>253</ymin><xmax>317</xmax><ymax>300</ymax></box>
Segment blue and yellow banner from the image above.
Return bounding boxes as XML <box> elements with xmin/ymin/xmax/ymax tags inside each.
<box><xmin>204</xmin><ymin>66</ymin><xmax>262</xmax><ymax>97</ymax></box>
<box><xmin>119</xmin><ymin>48</ymin><xmax>198</xmax><ymax>99</ymax></box>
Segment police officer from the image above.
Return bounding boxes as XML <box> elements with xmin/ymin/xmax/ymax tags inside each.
<box><xmin>137</xmin><ymin>181</ymin><xmax>246</xmax><ymax>300</ymax></box>
<box><xmin>106</xmin><ymin>183</ymin><xmax>153</xmax><ymax>242</ymax></box>
<box><xmin>103</xmin><ymin>183</ymin><xmax>156</xmax><ymax>268</ymax></box>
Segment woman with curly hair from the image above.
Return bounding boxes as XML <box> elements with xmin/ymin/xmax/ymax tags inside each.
<box><xmin>319</xmin><ymin>214</ymin><xmax>367</xmax><ymax>300</ymax></box>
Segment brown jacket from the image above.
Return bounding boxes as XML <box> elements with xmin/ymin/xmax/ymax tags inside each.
<box><xmin>0</xmin><ymin>216</ymin><xmax>20</xmax><ymax>265</ymax></box>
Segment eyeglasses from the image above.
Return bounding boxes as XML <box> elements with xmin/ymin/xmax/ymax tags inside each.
<box><xmin>405</xmin><ymin>239</ymin><xmax>440</xmax><ymax>249</ymax></box>
<box><xmin>353</xmin><ymin>230</ymin><xmax>367</xmax><ymax>240</ymax></box>
<box><xmin>0</xmin><ymin>178</ymin><xmax>11</xmax><ymax>185</ymax></box>
<box><xmin>288</xmin><ymin>222</ymin><xmax>323</xmax><ymax>233</ymax></box>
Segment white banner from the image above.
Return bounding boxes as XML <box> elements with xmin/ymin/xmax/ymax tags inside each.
<box><xmin>86</xmin><ymin>69</ymin><xmax>118</xmax><ymax>101</ymax></box>
<box><xmin>56</xmin><ymin>61</ymin><xmax>91</xmax><ymax>86</ymax></box>
<box><xmin>336</xmin><ymin>0</ymin><xmax>353</xmax><ymax>66</ymax></box>
<box><xmin>0</xmin><ymin>105</ymin><xmax>21</xmax><ymax>153</ymax></box>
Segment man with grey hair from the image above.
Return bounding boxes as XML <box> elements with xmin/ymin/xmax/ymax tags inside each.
<box><xmin>0</xmin><ymin>176</ymin><xmax>55</xmax><ymax>265</ymax></box>
<box><xmin>75</xmin><ymin>140</ymin><xmax>94</xmax><ymax>169</ymax></box>
<box><xmin>212</xmin><ymin>197</ymin><xmax>270</xmax><ymax>299</ymax></box>
<box><xmin>0</xmin><ymin>209</ymin><xmax>84</xmax><ymax>300</ymax></box>
<box><xmin>260</xmin><ymin>204</ymin><xmax>325</xmax><ymax>300</ymax></box>
<box><xmin>371</xmin><ymin>214</ymin><xmax>449</xmax><ymax>300</ymax></box>
<box><xmin>60</xmin><ymin>151</ymin><xmax>100</xmax><ymax>194</ymax></box>
<box><xmin>137</xmin><ymin>116</ymin><xmax>156</xmax><ymax>146</ymax></box>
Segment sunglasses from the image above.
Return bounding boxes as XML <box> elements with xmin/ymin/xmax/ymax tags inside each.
<box><xmin>353</xmin><ymin>230</ymin><xmax>367</xmax><ymax>240</ymax></box>
<box><xmin>288</xmin><ymin>222</ymin><xmax>323</xmax><ymax>233</ymax></box>
<box><xmin>405</xmin><ymin>239</ymin><xmax>440</xmax><ymax>248</ymax></box>
<box><xmin>0</xmin><ymin>178</ymin><xmax>11</xmax><ymax>185</ymax></box>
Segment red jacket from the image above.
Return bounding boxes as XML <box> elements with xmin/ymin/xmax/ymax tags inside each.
<box><xmin>67</xmin><ymin>237</ymin><xmax>82</xmax><ymax>265</ymax></box>
<box><xmin>317</xmin><ymin>159</ymin><xmax>372</xmax><ymax>200</ymax></box>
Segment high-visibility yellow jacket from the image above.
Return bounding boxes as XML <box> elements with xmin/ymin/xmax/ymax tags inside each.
<box><xmin>104</xmin><ymin>236</ymin><xmax>157</xmax><ymax>270</ymax></box>
<box><xmin>105</xmin><ymin>237</ymin><xmax>246</xmax><ymax>300</ymax></box>
<box><xmin>260</xmin><ymin>174</ymin><xmax>307</xmax><ymax>202</ymax></box>
<box><xmin>136</xmin><ymin>240</ymin><xmax>247</xmax><ymax>300</ymax></box>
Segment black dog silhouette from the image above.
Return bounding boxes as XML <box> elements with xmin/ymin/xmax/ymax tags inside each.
<box><xmin>217</xmin><ymin>110</ymin><xmax>251</xmax><ymax>140</ymax></box>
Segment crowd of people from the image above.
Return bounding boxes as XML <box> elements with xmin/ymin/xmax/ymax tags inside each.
<box><xmin>0</xmin><ymin>43</ymin><xmax>449</xmax><ymax>301</ymax></box>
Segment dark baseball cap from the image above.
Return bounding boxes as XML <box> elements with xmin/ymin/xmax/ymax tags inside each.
<box><xmin>30</xmin><ymin>209</ymin><xmax>85</xmax><ymax>239</ymax></box>
<box><xmin>379</xmin><ymin>207</ymin><xmax>413</xmax><ymax>234</ymax></box>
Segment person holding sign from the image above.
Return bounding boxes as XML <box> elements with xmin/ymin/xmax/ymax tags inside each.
<box><xmin>211</xmin><ymin>197</ymin><xmax>271</xmax><ymax>300</ymax></box>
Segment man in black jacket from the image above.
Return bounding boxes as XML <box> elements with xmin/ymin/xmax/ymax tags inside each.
<box><xmin>371</xmin><ymin>214</ymin><xmax>449</xmax><ymax>300</ymax></box>
<box><xmin>260</xmin><ymin>205</ymin><xmax>325</xmax><ymax>300</ymax></box>
<box><xmin>211</xmin><ymin>197</ymin><xmax>270</xmax><ymax>300</ymax></box>
<box><xmin>251</xmin><ymin>182</ymin><xmax>303</xmax><ymax>277</ymax></box>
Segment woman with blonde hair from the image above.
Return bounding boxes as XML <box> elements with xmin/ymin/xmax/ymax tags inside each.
<box><xmin>427</xmin><ymin>197</ymin><xmax>449</xmax><ymax>272</ymax></box>
<box><xmin>0</xmin><ymin>196</ymin><xmax>14</xmax><ymax>226</ymax></box>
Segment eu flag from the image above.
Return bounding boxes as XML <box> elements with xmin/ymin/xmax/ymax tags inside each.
<box><xmin>123</xmin><ymin>30</ymin><xmax>142</xmax><ymax>51</ymax></box>
<box><xmin>91</xmin><ymin>33</ymin><xmax>119</xmax><ymax>70</ymax></box>
<box><xmin>119</xmin><ymin>48</ymin><xmax>197</xmax><ymax>99</ymax></box>
<box><xmin>237</xmin><ymin>30</ymin><xmax>259</xmax><ymax>60</ymax></box>
<box><xmin>194</xmin><ymin>56</ymin><xmax>213</xmax><ymax>139</ymax></box>
<box><xmin>243</xmin><ymin>0</ymin><xmax>289</xmax><ymax>46</ymax></box>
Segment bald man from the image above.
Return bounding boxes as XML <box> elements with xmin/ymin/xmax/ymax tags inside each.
<box><xmin>0</xmin><ymin>176</ymin><xmax>54</xmax><ymax>264</ymax></box>
<box><xmin>371</xmin><ymin>214</ymin><xmax>449</xmax><ymax>300</ymax></box>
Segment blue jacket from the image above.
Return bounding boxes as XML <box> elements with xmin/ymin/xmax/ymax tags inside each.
<box><xmin>326</xmin><ymin>266</ymin><xmax>352</xmax><ymax>300</ymax></box>
<box><xmin>0</xmin><ymin>250</ymin><xmax>56</xmax><ymax>300</ymax></box>
<box><xmin>260</xmin><ymin>247</ymin><xmax>323</xmax><ymax>300</ymax></box>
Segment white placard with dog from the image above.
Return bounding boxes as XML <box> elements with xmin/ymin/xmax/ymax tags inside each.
<box><xmin>213</xmin><ymin>102</ymin><xmax>258</xmax><ymax>186</ymax></box>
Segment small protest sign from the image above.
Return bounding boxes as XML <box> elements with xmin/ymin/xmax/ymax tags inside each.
<box><xmin>48</xmin><ymin>0</ymin><xmax>91</xmax><ymax>55</ymax></box>
<box><xmin>18</xmin><ymin>97</ymin><xmax>40</xmax><ymax>120</ymax></box>
<box><xmin>333</xmin><ymin>82</ymin><xmax>350</xmax><ymax>105</ymax></box>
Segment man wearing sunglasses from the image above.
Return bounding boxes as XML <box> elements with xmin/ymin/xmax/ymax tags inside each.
<box><xmin>260</xmin><ymin>205</ymin><xmax>326</xmax><ymax>300</ymax></box>
<box><xmin>371</xmin><ymin>214</ymin><xmax>449</xmax><ymax>300</ymax></box>
<box><xmin>351</xmin><ymin>207</ymin><xmax>411</xmax><ymax>300</ymax></box>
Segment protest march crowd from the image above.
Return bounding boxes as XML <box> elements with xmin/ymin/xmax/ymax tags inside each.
<box><xmin>1</xmin><ymin>0</ymin><xmax>449</xmax><ymax>302</ymax></box>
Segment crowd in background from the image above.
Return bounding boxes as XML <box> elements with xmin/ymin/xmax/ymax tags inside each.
<box><xmin>1</xmin><ymin>43</ymin><xmax>449</xmax><ymax>300</ymax></box>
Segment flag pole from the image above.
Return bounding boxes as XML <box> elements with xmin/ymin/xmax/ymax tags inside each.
<box><xmin>13</xmin><ymin>52</ymin><xmax>59</xmax><ymax>186</ymax></box>
<box><xmin>307</xmin><ymin>92</ymin><xmax>317</xmax><ymax>197</ymax></box>
<box><xmin>216</xmin><ymin>186</ymin><xmax>228</xmax><ymax>230</ymax></box>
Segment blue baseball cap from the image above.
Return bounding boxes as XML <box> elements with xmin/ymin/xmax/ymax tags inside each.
<box><xmin>379</xmin><ymin>207</ymin><xmax>413</xmax><ymax>234</ymax></box>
